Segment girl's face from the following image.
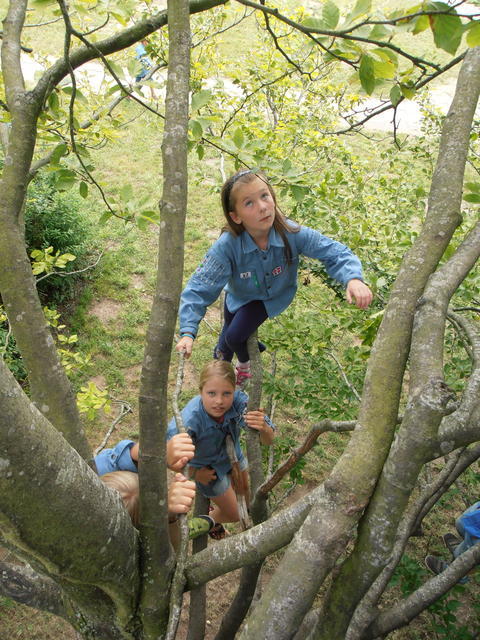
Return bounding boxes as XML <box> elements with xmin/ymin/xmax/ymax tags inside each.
<box><xmin>200</xmin><ymin>375</ymin><xmax>235</xmax><ymax>418</ymax></box>
<box><xmin>229</xmin><ymin>176</ymin><xmax>275</xmax><ymax>239</ymax></box>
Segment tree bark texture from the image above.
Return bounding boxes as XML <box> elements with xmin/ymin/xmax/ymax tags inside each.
<box><xmin>0</xmin><ymin>0</ymin><xmax>92</xmax><ymax>462</ymax></box>
<box><xmin>313</xmin><ymin>46</ymin><xmax>480</xmax><ymax>640</ymax></box>
<box><xmin>0</xmin><ymin>359</ymin><xmax>140</xmax><ymax>638</ymax></box>
<box><xmin>238</xmin><ymin>45</ymin><xmax>480</xmax><ymax>640</ymax></box>
<box><xmin>138</xmin><ymin>1</ymin><xmax>191</xmax><ymax>637</ymax></box>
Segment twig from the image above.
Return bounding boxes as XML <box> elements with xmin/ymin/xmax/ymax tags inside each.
<box><xmin>93</xmin><ymin>400</ymin><xmax>133</xmax><ymax>456</ymax></box>
<box><xmin>35</xmin><ymin>248</ymin><xmax>106</xmax><ymax>284</ymax></box>
<box><xmin>328</xmin><ymin>350</ymin><xmax>361</xmax><ymax>402</ymax></box>
<box><xmin>257</xmin><ymin>419</ymin><xmax>356</xmax><ymax>497</ymax></box>
<box><xmin>166</xmin><ymin>350</ymin><xmax>192</xmax><ymax>640</ymax></box>
<box><xmin>172</xmin><ymin>351</ymin><xmax>186</xmax><ymax>433</ymax></box>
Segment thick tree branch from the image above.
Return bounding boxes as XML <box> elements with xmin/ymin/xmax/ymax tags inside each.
<box><xmin>247</xmin><ymin>45</ymin><xmax>480</xmax><ymax>640</ymax></box>
<box><xmin>0</xmin><ymin>561</ymin><xmax>67</xmax><ymax>619</ymax></box>
<box><xmin>0</xmin><ymin>358</ymin><xmax>140</xmax><ymax>638</ymax></box>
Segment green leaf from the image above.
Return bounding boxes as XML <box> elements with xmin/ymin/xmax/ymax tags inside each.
<box><xmin>372</xmin><ymin>59</ymin><xmax>395</xmax><ymax>80</ymax></box>
<box><xmin>191</xmin><ymin>89</ymin><xmax>212</xmax><ymax>112</ymax></box>
<box><xmin>465</xmin><ymin>182</ymin><xmax>480</xmax><ymax>193</ymax></box>
<box><xmin>400</xmin><ymin>83</ymin><xmax>416</xmax><ymax>100</ymax></box>
<box><xmin>189</xmin><ymin>119</ymin><xmax>203</xmax><ymax>140</ymax></box>
<box><xmin>369</xmin><ymin>24</ymin><xmax>391</xmax><ymax>40</ymax></box>
<box><xmin>50</xmin><ymin>143</ymin><xmax>68</xmax><ymax>165</ymax></box>
<box><xmin>349</xmin><ymin>0</ymin><xmax>372</xmax><ymax>21</ymax></box>
<box><xmin>233</xmin><ymin>128</ymin><xmax>245</xmax><ymax>149</ymax></box>
<box><xmin>79</xmin><ymin>181</ymin><xmax>88</xmax><ymax>198</ymax></box>
<box><xmin>60</xmin><ymin>86</ymin><xmax>88</xmax><ymax>103</ymax></box>
<box><xmin>464</xmin><ymin>193</ymin><xmax>480</xmax><ymax>203</ymax></box>
<box><xmin>99</xmin><ymin>211</ymin><xmax>113</xmax><ymax>225</ymax></box>
<box><xmin>48</xmin><ymin>91</ymin><xmax>59</xmax><ymax>112</ymax></box>
<box><xmin>196</xmin><ymin>144</ymin><xmax>205</xmax><ymax>160</ymax></box>
<box><xmin>290</xmin><ymin>185</ymin><xmax>309</xmax><ymax>203</ymax></box>
<box><xmin>466</xmin><ymin>22</ymin><xmax>480</xmax><ymax>48</ymax></box>
<box><xmin>302</xmin><ymin>17</ymin><xmax>324</xmax><ymax>30</ymax></box>
<box><xmin>359</xmin><ymin>54</ymin><xmax>375</xmax><ymax>95</ymax></box>
<box><xmin>322</xmin><ymin>1</ymin><xmax>339</xmax><ymax>29</ymax></box>
<box><xmin>412</xmin><ymin>14</ymin><xmax>429</xmax><ymax>35</ymax></box>
<box><xmin>430</xmin><ymin>13</ymin><xmax>463</xmax><ymax>55</ymax></box>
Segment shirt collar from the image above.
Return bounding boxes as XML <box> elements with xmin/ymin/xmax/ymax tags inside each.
<box><xmin>241</xmin><ymin>226</ymin><xmax>284</xmax><ymax>253</ymax></box>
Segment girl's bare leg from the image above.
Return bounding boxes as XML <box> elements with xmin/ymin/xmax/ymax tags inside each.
<box><xmin>210</xmin><ymin>485</ymin><xmax>240</xmax><ymax>523</ymax></box>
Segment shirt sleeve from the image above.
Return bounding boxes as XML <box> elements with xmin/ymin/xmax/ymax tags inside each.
<box><xmin>95</xmin><ymin>439</ymin><xmax>137</xmax><ymax>475</ymax></box>
<box><xmin>179</xmin><ymin>245</ymin><xmax>232</xmax><ymax>337</ymax></box>
<box><xmin>294</xmin><ymin>225</ymin><xmax>363</xmax><ymax>287</ymax></box>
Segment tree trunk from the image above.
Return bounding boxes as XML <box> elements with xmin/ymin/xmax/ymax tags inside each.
<box><xmin>137</xmin><ymin>1</ymin><xmax>191</xmax><ymax>637</ymax></box>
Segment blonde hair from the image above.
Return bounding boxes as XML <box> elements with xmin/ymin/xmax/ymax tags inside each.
<box><xmin>101</xmin><ymin>471</ymin><xmax>139</xmax><ymax>527</ymax></box>
<box><xmin>199</xmin><ymin>360</ymin><xmax>236</xmax><ymax>391</ymax></box>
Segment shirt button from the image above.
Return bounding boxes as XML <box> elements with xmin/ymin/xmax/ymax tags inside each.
<box><xmin>263</xmin><ymin>255</ymin><xmax>267</xmax><ymax>260</ymax></box>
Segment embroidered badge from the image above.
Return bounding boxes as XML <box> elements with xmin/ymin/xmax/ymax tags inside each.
<box><xmin>272</xmin><ymin>266</ymin><xmax>283</xmax><ymax>276</ymax></box>
<box><xmin>240</xmin><ymin>271</ymin><xmax>252</xmax><ymax>279</ymax></box>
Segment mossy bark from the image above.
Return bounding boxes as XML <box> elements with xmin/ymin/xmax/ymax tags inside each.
<box><xmin>0</xmin><ymin>358</ymin><xmax>140</xmax><ymax>638</ymax></box>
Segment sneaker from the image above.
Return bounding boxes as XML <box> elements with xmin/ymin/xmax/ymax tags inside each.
<box><xmin>188</xmin><ymin>515</ymin><xmax>215</xmax><ymax>540</ymax></box>
<box><xmin>443</xmin><ymin>532</ymin><xmax>461</xmax><ymax>558</ymax></box>
<box><xmin>424</xmin><ymin>554</ymin><xmax>469</xmax><ymax>584</ymax></box>
<box><xmin>425</xmin><ymin>554</ymin><xmax>449</xmax><ymax>575</ymax></box>
<box><xmin>235</xmin><ymin>365</ymin><xmax>251</xmax><ymax>386</ymax></box>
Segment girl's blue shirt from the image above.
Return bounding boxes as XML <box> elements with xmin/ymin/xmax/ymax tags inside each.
<box><xmin>179</xmin><ymin>222</ymin><xmax>363</xmax><ymax>337</ymax></box>
<box><xmin>167</xmin><ymin>390</ymin><xmax>272</xmax><ymax>479</ymax></box>
<box><xmin>95</xmin><ymin>439</ymin><xmax>137</xmax><ymax>476</ymax></box>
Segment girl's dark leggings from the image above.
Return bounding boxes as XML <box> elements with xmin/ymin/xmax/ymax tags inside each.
<box><xmin>215</xmin><ymin>299</ymin><xmax>268</xmax><ymax>363</ymax></box>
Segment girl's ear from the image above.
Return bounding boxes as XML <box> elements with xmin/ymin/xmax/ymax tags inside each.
<box><xmin>229</xmin><ymin>211</ymin><xmax>242</xmax><ymax>225</ymax></box>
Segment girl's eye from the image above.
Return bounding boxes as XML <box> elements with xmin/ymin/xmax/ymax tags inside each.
<box><xmin>261</xmin><ymin>192</ymin><xmax>269</xmax><ymax>199</ymax></box>
<box><xmin>207</xmin><ymin>391</ymin><xmax>216</xmax><ymax>396</ymax></box>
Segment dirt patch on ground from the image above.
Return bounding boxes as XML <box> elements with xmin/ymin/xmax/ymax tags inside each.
<box><xmin>88</xmin><ymin>299</ymin><xmax>123</xmax><ymax>323</ymax></box>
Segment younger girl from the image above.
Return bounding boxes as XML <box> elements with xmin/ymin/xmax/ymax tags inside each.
<box><xmin>176</xmin><ymin>170</ymin><xmax>373</xmax><ymax>384</ymax></box>
<box><xmin>166</xmin><ymin>360</ymin><xmax>274</xmax><ymax>535</ymax></box>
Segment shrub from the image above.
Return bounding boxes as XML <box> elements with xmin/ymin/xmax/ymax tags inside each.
<box><xmin>24</xmin><ymin>171</ymin><xmax>95</xmax><ymax>305</ymax></box>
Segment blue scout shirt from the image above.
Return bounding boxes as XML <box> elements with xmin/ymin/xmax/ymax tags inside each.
<box><xmin>167</xmin><ymin>391</ymin><xmax>273</xmax><ymax>479</ymax></box>
<box><xmin>459</xmin><ymin>501</ymin><xmax>480</xmax><ymax>547</ymax></box>
<box><xmin>179</xmin><ymin>222</ymin><xmax>363</xmax><ymax>338</ymax></box>
<box><xmin>95</xmin><ymin>439</ymin><xmax>137</xmax><ymax>476</ymax></box>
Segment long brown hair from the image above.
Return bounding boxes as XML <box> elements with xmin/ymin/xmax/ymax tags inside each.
<box><xmin>220</xmin><ymin>170</ymin><xmax>299</xmax><ymax>264</ymax></box>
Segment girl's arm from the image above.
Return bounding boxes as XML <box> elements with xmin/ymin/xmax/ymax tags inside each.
<box><xmin>295</xmin><ymin>225</ymin><xmax>370</xmax><ymax>295</ymax></box>
<box><xmin>244</xmin><ymin>410</ymin><xmax>275</xmax><ymax>445</ymax></box>
<box><xmin>177</xmin><ymin>246</ymin><xmax>232</xmax><ymax>356</ymax></box>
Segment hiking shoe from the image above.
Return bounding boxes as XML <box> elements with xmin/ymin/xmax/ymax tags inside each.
<box><xmin>443</xmin><ymin>532</ymin><xmax>461</xmax><ymax>558</ymax></box>
<box><xmin>424</xmin><ymin>555</ymin><xmax>469</xmax><ymax>584</ymax></box>
<box><xmin>235</xmin><ymin>365</ymin><xmax>251</xmax><ymax>386</ymax></box>
<box><xmin>425</xmin><ymin>554</ymin><xmax>449</xmax><ymax>575</ymax></box>
<box><xmin>188</xmin><ymin>515</ymin><xmax>215</xmax><ymax>540</ymax></box>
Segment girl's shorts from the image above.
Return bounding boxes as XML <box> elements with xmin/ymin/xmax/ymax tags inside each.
<box><xmin>196</xmin><ymin>457</ymin><xmax>248</xmax><ymax>498</ymax></box>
